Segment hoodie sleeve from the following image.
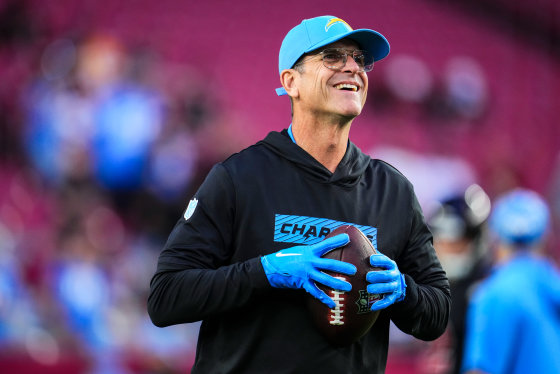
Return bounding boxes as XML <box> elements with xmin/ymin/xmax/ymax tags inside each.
<box><xmin>389</xmin><ymin>188</ymin><xmax>451</xmax><ymax>341</ymax></box>
<box><xmin>147</xmin><ymin>164</ymin><xmax>271</xmax><ymax>327</ymax></box>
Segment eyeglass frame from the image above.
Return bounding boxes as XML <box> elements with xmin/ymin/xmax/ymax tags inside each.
<box><xmin>293</xmin><ymin>48</ymin><xmax>375</xmax><ymax>73</ymax></box>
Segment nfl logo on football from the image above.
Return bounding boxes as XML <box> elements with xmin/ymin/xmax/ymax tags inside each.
<box><xmin>356</xmin><ymin>290</ymin><xmax>381</xmax><ymax>314</ymax></box>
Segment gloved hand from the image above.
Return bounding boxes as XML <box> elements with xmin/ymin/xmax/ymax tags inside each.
<box><xmin>367</xmin><ymin>253</ymin><xmax>407</xmax><ymax>311</ymax></box>
<box><xmin>261</xmin><ymin>234</ymin><xmax>357</xmax><ymax>308</ymax></box>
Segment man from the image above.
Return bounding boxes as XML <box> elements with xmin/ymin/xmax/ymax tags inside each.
<box><xmin>423</xmin><ymin>185</ymin><xmax>492</xmax><ymax>374</ymax></box>
<box><xmin>462</xmin><ymin>188</ymin><xmax>560</xmax><ymax>374</ymax></box>
<box><xmin>148</xmin><ymin>15</ymin><xmax>450</xmax><ymax>373</ymax></box>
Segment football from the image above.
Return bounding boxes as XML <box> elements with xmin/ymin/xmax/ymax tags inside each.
<box><xmin>307</xmin><ymin>225</ymin><xmax>382</xmax><ymax>347</ymax></box>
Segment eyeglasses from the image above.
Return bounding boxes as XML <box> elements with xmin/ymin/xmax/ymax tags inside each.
<box><xmin>296</xmin><ymin>48</ymin><xmax>375</xmax><ymax>73</ymax></box>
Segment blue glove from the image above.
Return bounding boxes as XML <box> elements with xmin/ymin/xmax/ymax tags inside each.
<box><xmin>261</xmin><ymin>234</ymin><xmax>357</xmax><ymax>308</ymax></box>
<box><xmin>366</xmin><ymin>253</ymin><xmax>407</xmax><ymax>311</ymax></box>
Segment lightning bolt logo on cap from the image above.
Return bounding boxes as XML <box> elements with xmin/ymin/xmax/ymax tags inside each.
<box><xmin>325</xmin><ymin>17</ymin><xmax>353</xmax><ymax>32</ymax></box>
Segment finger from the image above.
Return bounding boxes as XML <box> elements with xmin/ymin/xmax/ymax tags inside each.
<box><xmin>310</xmin><ymin>270</ymin><xmax>352</xmax><ymax>292</ymax></box>
<box><xmin>314</xmin><ymin>258</ymin><xmax>357</xmax><ymax>275</ymax></box>
<box><xmin>370</xmin><ymin>294</ymin><xmax>396</xmax><ymax>311</ymax></box>
<box><xmin>303</xmin><ymin>281</ymin><xmax>336</xmax><ymax>309</ymax></box>
<box><xmin>367</xmin><ymin>282</ymin><xmax>398</xmax><ymax>295</ymax></box>
<box><xmin>366</xmin><ymin>270</ymin><xmax>397</xmax><ymax>284</ymax></box>
<box><xmin>370</xmin><ymin>254</ymin><xmax>396</xmax><ymax>269</ymax></box>
<box><xmin>312</xmin><ymin>234</ymin><xmax>349</xmax><ymax>256</ymax></box>
<box><xmin>371</xmin><ymin>298</ymin><xmax>393</xmax><ymax>312</ymax></box>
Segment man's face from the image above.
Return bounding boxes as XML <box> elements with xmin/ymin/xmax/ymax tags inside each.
<box><xmin>293</xmin><ymin>39</ymin><xmax>369</xmax><ymax>121</ymax></box>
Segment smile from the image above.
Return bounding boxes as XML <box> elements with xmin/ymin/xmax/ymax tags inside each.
<box><xmin>334</xmin><ymin>83</ymin><xmax>359</xmax><ymax>92</ymax></box>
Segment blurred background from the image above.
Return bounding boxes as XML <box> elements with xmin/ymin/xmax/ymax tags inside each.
<box><xmin>0</xmin><ymin>0</ymin><xmax>559</xmax><ymax>373</ymax></box>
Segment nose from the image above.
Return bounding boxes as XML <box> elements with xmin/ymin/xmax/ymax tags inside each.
<box><xmin>343</xmin><ymin>55</ymin><xmax>361</xmax><ymax>73</ymax></box>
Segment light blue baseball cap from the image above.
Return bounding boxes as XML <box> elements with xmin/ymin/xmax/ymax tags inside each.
<box><xmin>490</xmin><ymin>188</ymin><xmax>550</xmax><ymax>246</ymax></box>
<box><xmin>276</xmin><ymin>15</ymin><xmax>390</xmax><ymax>96</ymax></box>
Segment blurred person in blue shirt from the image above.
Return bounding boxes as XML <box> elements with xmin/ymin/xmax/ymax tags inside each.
<box><xmin>462</xmin><ymin>188</ymin><xmax>560</xmax><ymax>374</ymax></box>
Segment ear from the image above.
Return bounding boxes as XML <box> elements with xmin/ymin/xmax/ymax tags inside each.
<box><xmin>280</xmin><ymin>69</ymin><xmax>299</xmax><ymax>98</ymax></box>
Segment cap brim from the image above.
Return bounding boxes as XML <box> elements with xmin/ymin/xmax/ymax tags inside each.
<box><xmin>305</xmin><ymin>28</ymin><xmax>390</xmax><ymax>62</ymax></box>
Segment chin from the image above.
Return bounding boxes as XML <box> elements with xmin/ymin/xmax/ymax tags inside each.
<box><xmin>338</xmin><ymin>97</ymin><xmax>364</xmax><ymax>115</ymax></box>
<box><xmin>337</xmin><ymin>104</ymin><xmax>363</xmax><ymax>119</ymax></box>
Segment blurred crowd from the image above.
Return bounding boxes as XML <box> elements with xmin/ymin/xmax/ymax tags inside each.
<box><xmin>0</xmin><ymin>3</ymin><xmax>246</xmax><ymax>373</ymax></box>
<box><xmin>1</xmin><ymin>1</ymin><xmax>560</xmax><ymax>374</ymax></box>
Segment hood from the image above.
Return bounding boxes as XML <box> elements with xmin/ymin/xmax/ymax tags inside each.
<box><xmin>259</xmin><ymin>130</ymin><xmax>371</xmax><ymax>188</ymax></box>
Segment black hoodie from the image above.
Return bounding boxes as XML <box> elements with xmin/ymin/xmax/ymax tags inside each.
<box><xmin>148</xmin><ymin>130</ymin><xmax>450</xmax><ymax>374</ymax></box>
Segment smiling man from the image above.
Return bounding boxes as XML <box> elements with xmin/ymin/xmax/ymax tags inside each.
<box><xmin>148</xmin><ymin>15</ymin><xmax>450</xmax><ymax>373</ymax></box>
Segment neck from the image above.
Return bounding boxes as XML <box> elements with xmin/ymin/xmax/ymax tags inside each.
<box><xmin>291</xmin><ymin>116</ymin><xmax>351</xmax><ymax>173</ymax></box>
<box><xmin>496</xmin><ymin>243</ymin><xmax>543</xmax><ymax>264</ymax></box>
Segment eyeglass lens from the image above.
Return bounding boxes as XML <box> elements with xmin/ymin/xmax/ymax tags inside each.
<box><xmin>321</xmin><ymin>49</ymin><xmax>374</xmax><ymax>72</ymax></box>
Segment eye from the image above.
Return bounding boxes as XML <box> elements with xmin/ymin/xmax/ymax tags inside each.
<box><xmin>353</xmin><ymin>52</ymin><xmax>366</xmax><ymax>66</ymax></box>
<box><xmin>322</xmin><ymin>50</ymin><xmax>342</xmax><ymax>62</ymax></box>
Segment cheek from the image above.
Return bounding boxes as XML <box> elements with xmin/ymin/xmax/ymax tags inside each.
<box><xmin>361</xmin><ymin>77</ymin><xmax>368</xmax><ymax>105</ymax></box>
<box><xmin>312</xmin><ymin>68</ymin><xmax>327</xmax><ymax>97</ymax></box>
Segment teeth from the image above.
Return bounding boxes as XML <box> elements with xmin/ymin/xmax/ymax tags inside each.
<box><xmin>335</xmin><ymin>83</ymin><xmax>358</xmax><ymax>91</ymax></box>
